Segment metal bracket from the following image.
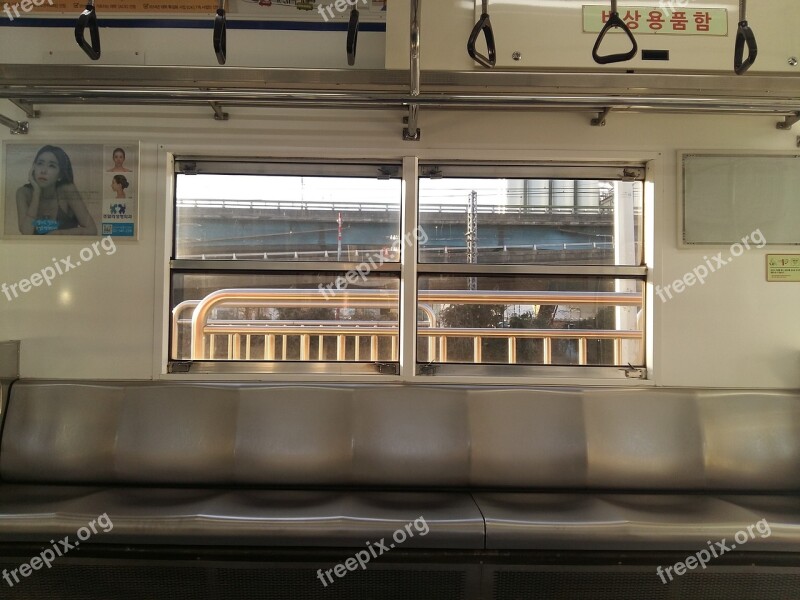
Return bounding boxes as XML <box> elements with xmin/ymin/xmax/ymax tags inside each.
<box><xmin>403</xmin><ymin>111</ymin><xmax>421</xmax><ymax>141</ymax></box>
<box><xmin>0</xmin><ymin>114</ymin><xmax>28</xmax><ymax>134</ymax></box>
<box><xmin>167</xmin><ymin>361</ymin><xmax>192</xmax><ymax>374</ymax></box>
<box><xmin>591</xmin><ymin>107</ymin><xmax>611</xmax><ymax>126</ymax></box>
<box><xmin>619</xmin><ymin>363</ymin><xmax>646</xmax><ymax>379</ymax></box>
<box><xmin>777</xmin><ymin>112</ymin><xmax>800</xmax><ymax>130</ymax></box>
<box><xmin>10</xmin><ymin>100</ymin><xmax>40</xmax><ymax>119</ymax></box>
<box><xmin>210</xmin><ymin>101</ymin><xmax>229</xmax><ymax>121</ymax></box>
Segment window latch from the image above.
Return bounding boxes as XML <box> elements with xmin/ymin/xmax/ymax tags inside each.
<box><xmin>375</xmin><ymin>362</ymin><xmax>400</xmax><ymax>375</ymax></box>
<box><xmin>418</xmin><ymin>362</ymin><xmax>439</xmax><ymax>375</ymax></box>
<box><xmin>424</xmin><ymin>166</ymin><xmax>443</xmax><ymax>179</ymax></box>
<box><xmin>377</xmin><ymin>166</ymin><xmax>398</xmax><ymax>180</ymax></box>
<box><xmin>621</xmin><ymin>168</ymin><xmax>640</xmax><ymax>182</ymax></box>
<box><xmin>168</xmin><ymin>361</ymin><xmax>192</xmax><ymax>373</ymax></box>
<box><xmin>620</xmin><ymin>363</ymin><xmax>646</xmax><ymax>379</ymax></box>
<box><xmin>180</xmin><ymin>162</ymin><xmax>198</xmax><ymax>175</ymax></box>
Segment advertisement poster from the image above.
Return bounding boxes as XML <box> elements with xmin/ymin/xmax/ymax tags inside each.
<box><xmin>2</xmin><ymin>142</ymin><xmax>139</xmax><ymax>239</ymax></box>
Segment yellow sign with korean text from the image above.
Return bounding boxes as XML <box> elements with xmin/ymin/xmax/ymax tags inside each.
<box><xmin>767</xmin><ymin>255</ymin><xmax>800</xmax><ymax>282</ymax></box>
<box><xmin>583</xmin><ymin>6</ymin><xmax>728</xmax><ymax>36</ymax></box>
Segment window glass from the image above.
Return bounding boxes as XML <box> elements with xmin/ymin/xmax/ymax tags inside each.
<box><xmin>171</xmin><ymin>272</ymin><xmax>399</xmax><ymax>362</ymax></box>
<box><xmin>418</xmin><ymin>178</ymin><xmax>643</xmax><ymax>266</ymax></box>
<box><xmin>417</xmin><ymin>276</ymin><xmax>643</xmax><ymax>367</ymax></box>
<box><xmin>175</xmin><ymin>174</ymin><xmax>402</xmax><ymax>261</ymax></box>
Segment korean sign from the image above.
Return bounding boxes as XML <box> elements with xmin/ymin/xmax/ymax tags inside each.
<box><xmin>583</xmin><ymin>6</ymin><xmax>728</xmax><ymax>36</ymax></box>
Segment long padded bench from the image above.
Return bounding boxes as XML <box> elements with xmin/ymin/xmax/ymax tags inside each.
<box><xmin>1</xmin><ymin>381</ymin><xmax>800</xmax><ymax>597</ymax></box>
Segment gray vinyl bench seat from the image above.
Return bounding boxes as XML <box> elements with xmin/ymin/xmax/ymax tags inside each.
<box><xmin>1</xmin><ymin>381</ymin><xmax>799</xmax><ymax>553</ymax></box>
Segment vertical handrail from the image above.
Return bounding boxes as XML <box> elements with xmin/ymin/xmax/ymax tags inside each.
<box><xmin>75</xmin><ymin>0</ymin><xmax>101</xmax><ymax>61</ymax></box>
<box><xmin>405</xmin><ymin>0</ymin><xmax>421</xmax><ymax>140</ymax></box>
<box><xmin>410</xmin><ymin>0</ymin><xmax>420</xmax><ymax>97</ymax></box>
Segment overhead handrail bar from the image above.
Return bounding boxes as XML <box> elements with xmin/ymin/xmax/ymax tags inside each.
<box><xmin>592</xmin><ymin>0</ymin><xmax>637</xmax><ymax>65</ymax></box>
<box><xmin>75</xmin><ymin>0</ymin><xmax>101</xmax><ymax>61</ymax></box>
<box><xmin>347</xmin><ymin>6</ymin><xmax>360</xmax><ymax>66</ymax></box>
<box><xmin>734</xmin><ymin>0</ymin><xmax>757</xmax><ymax>75</ymax></box>
<box><xmin>0</xmin><ymin>114</ymin><xmax>28</xmax><ymax>134</ymax></box>
<box><xmin>6</xmin><ymin>67</ymin><xmax>800</xmax><ymax>125</ymax></box>
<box><xmin>467</xmin><ymin>0</ymin><xmax>496</xmax><ymax>69</ymax></box>
<box><xmin>214</xmin><ymin>0</ymin><xmax>227</xmax><ymax>66</ymax></box>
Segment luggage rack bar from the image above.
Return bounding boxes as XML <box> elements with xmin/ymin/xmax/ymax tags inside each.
<box><xmin>2</xmin><ymin>65</ymin><xmax>799</xmax><ymax>130</ymax></box>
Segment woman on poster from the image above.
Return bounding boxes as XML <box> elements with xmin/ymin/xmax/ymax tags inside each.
<box><xmin>16</xmin><ymin>145</ymin><xmax>98</xmax><ymax>236</ymax></box>
<box><xmin>111</xmin><ymin>175</ymin><xmax>130</xmax><ymax>199</ymax></box>
<box><xmin>107</xmin><ymin>147</ymin><xmax>132</xmax><ymax>173</ymax></box>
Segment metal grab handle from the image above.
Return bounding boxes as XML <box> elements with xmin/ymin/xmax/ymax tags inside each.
<box><xmin>592</xmin><ymin>3</ymin><xmax>637</xmax><ymax>65</ymax></box>
<box><xmin>734</xmin><ymin>21</ymin><xmax>757</xmax><ymax>74</ymax></box>
<box><xmin>213</xmin><ymin>0</ymin><xmax>227</xmax><ymax>65</ymax></box>
<box><xmin>347</xmin><ymin>8</ymin><xmax>360</xmax><ymax>66</ymax></box>
<box><xmin>467</xmin><ymin>0</ymin><xmax>496</xmax><ymax>69</ymax></box>
<box><xmin>75</xmin><ymin>1</ymin><xmax>101</xmax><ymax>61</ymax></box>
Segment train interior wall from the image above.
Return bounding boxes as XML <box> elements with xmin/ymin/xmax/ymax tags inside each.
<box><xmin>0</xmin><ymin>1</ymin><xmax>798</xmax><ymax>388</ymax></box>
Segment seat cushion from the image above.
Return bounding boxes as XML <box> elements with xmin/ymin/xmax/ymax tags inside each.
<box><xmin>475</xmin><ymin>493</ymin><xmax>800</xmax><ymax>552</ymax></box>
<box><xmin>0</xmin><ymin>485</ymin><xmax>485</xmax><ymax>549</ymax></box>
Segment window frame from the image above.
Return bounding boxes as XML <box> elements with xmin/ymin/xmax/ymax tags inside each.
<box><xmin>169</xmin><ymin>158</ymin><xmax>404</xmax><ymax>376</ymax></box>
<box><xmin>413</xmin><ymin>162</ymin><xmax>647</xmax><ymax>379</ymax></box>
<box><xmin>164</xmin><ymin>155</ymin><xmax>650</xmax><ymax>382</ymax></box>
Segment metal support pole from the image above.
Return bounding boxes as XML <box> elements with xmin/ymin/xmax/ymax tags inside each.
<box><xmin>777</xmin><ymin>112</ymin><xmax>800</xmax><ymax>130</ymax></box>
<box><xmin>404</xmin><ymin>0</ymin><xmax>421</xmax><ymax>141</ymax></box>
<box><xmin>210</xmin><ymin>101</ymin><xmax>229</xmax><ymax>121</ymax></box>
<box><xmin>0</xmin><ymin>114</ymin><xmax>28</xmax><ymax>134</ymax></box>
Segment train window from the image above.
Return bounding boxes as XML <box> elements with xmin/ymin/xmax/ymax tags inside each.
<box><xmin>174</xmin><ymin>162</ymin><xmax>401</xmax><ymax>261</ymax></box>
<box><xmin>169</xmin><ymin>159</ymin><xmax>646</xmax><ymax>378</ymax></box>
<box><xmin>170</xmin><ymin>160</ymin><xmax>402</xmax><ymax>375</ymax></box>
<box><xmin>416</xmin><ymin>164</ymin><xmax>646</xmax><ymax>376</ymax></box>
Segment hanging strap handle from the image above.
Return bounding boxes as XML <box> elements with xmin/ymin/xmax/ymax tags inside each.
<box><xmin>734</xmin><ymin>22</ymin><xmax>757</xmax><ymax>74</ymax></box>
<box><xmin>467</xmin><ymin>0</ymin><xmax>496</xmax><ymax>69</ymax></box>
<box><xmin>347</xmin><ymin>8</ymin><xmax>360</xmax><ymax>66</ymax></box>
<box><xmin>75</xmin><ymin>1</ymin><xmax>101</xmax><ymax>61</ymax></box>
<box><xmin>214</xmin><ymin>0</ymin><xmax>227</xmax><ymax>65</ymax></box>
<box><xmin>592</xmin><ymin>1</ymin><xmax>637</xmax><ymax>65</ymax></box>
<box><xmin>734</xmin><ymin>2</ymin><xmax>757</xmax><ymax>75</ymax></box>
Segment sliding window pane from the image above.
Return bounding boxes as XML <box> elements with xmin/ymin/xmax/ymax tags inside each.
<box><xmin>417</xmin><ymin>276</ymin><xmax>643</xmax><ymax>367</ymax></box>
<box><xmin>171</xmin><ymin>272</ymin><xmax>399</xmax><ymax>362</ymax></box>
<box><xmin>418</xmin><ymin>178</ymin><xmax>643</xmax><ymax>265</ymax></box>
<box><xmin>175</xmin><ymin>174</ymin><xmax>401</xmax><ymax>261</ymax></box>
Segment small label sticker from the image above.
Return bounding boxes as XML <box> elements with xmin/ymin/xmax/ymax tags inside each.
<box><xmin>767</xmin><ymin>255</ymin><xmax>800</xmax><ymax>282</ymax></box>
